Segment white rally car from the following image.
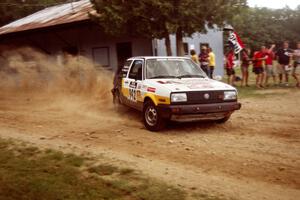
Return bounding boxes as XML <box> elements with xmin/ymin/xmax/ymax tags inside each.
<box><xmin>112</xmin><ymin>57</ymin><xmax>241</xmax><ymax>131</ymax></box>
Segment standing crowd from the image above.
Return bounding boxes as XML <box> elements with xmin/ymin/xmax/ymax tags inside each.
<box><xmin>190</xmin><ymin>41</ymin><xmax>300</xmax><ymax>88</ymax></box>
<box><xmin>190</xmin><ymin>46</ymin><xmax>216</xmax><ymax>79</ymax></box>
<box><xmin>225</xmin><ymin>41</ymin><xmax>300</xmax><ymax>88</ymax></box>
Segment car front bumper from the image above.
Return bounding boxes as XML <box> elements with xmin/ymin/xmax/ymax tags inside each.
<box><xmin>157</xmin><ymin>102</ymin><xmax>241</xmax><ymax>122</ymax></box>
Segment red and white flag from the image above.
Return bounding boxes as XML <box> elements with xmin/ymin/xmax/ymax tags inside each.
<box><xmin>228</xmin><ymin>32</ymin><xmax>245</xmax><ymax>54</ymax></box>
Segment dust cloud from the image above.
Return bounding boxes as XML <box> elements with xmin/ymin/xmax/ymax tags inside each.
<box><xmin>0</xmin><ymin>46</ymin><xmax>114</xmax><ymax>112</ymax></box>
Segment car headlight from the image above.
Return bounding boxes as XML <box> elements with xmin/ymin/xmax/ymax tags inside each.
<box><xmin>224</xmin><ymin>91</ymin><xmax>237</xmax><ymax>100</ymax></box>
<box><xmin>171</xmin><ymin>93</ymin><xmax>187</xmax><ymax>102</ymax></box>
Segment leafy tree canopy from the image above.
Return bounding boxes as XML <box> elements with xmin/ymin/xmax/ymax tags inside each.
<box><xmin>91</xmin><ymin>0</ymin><xmax>247</xmax><ymax>55</ymax></box>
<box><xmin>230</xmin><ymin>5</ymin><xmax>300</xmax><ymax>50</ymax></box>
<box><xmin>2</xmin><ymin>0</ymin><xmax>299</xmax><ymax>54</ymax></box>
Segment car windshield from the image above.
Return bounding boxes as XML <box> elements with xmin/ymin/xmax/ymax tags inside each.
<box><xmin>145</xmin><ymin>58</ymin><xmax>207</xmax><ymax>79</ymax></box>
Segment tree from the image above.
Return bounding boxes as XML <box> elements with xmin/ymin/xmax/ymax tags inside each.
<box><xmin>230</xmin><ymin>6</ymin><xmax>300</xmax><ymax>50</ymax></box>
<box><xmin>170</xmin><ymin>0</ymin><xmax>247</xmax><ymax>55</ymax></box>
<box><xmin>90</xmin><ymin>0</ymin><xmax>247</xmax><ymax>56</ymax></box>
<box><xmin>90</xmin><ymin>0</ymin><xmax>175</xmax><ymax>55</ymax></box>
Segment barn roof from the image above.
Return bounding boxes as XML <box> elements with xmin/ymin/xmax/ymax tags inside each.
<box><xmin>0</xmin><ymin>0</ymin><xmax>94</xmax><ymax>36</ymax></box>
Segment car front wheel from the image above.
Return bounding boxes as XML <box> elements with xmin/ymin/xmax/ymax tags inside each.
<box><xmin>216</xmin><ymin>115</ymin><xmax>231</xmax><ymax>123</ymax></box>
<box><xmin>143</xmin><ymin>101</ymin><xmax>165</xmax><ymax>131</ymax></box>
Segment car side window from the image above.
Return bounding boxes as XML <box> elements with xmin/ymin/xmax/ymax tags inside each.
<box><xmin>128</xmin><ymin>60</ymin><xmax>143</xmax><ymax>80</ymax></box>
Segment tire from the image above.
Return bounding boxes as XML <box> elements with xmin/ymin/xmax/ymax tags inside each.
<box><xmin>114</xmin><ymin>91</ymin><xmax>121</xmax><ymax>105</ymax></box>
<box><xmin>112</xmin><ymin>89</ymin><xmax>123</xmax><ymax>111</ymax></box>
<box><xmin>143</xmin><ymin>100</ymin><xmax>165</xmax><ymax>131</ymax></box>
<box><xmin>216</xmin><ymin>115</ymin><xmax>231</xmax><ymax>123</ymax></box>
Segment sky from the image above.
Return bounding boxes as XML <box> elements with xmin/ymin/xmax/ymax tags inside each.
<box><xmin>248</xmin><ymin>0</ymin><xmax>300</xmax><ymax>9</ymax></box>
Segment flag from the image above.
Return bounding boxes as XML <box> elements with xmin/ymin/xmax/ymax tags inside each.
<box><xmin>228</xmin><ymin>32</ymin><xmax>245</xmax><ymax>54</ymax></box>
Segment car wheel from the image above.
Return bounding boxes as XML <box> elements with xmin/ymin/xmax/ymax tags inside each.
<box><xmin>143</xmin><ymin>100</ymin><xmax>165</xmax><ymax>131</ymax></box>
<box><xmin>112</xmin><ymin>89</ymin><xmax>123</xmax><ymax>111</ymax></box>
<box><xmin>216</xmin><ymin>115</ymin><xmax>231</xmax><ymax>123</ymax></box>
<box><xmin>112</xmin><ymin>89</ymin><xmax>120</xmax><ymax>104</ymax></box>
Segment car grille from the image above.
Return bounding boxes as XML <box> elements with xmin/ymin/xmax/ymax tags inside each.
<box><xmin>172</xmin><ymin>91</ymin><xmax>229</xmax><ymax>105</ymax></box>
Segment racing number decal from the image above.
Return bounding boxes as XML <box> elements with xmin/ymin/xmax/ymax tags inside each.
<box><xmin>128</xmin><ymin>81</ymin><xmax>138</xmax><ymax>102</ymax></box>
<box><xmin>129</xmin><ymin>88</ymin><xmax>137</xmax><ymax>101</ymax></box>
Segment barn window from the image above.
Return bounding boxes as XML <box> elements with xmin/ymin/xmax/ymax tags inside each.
<box><xmin>92</xmin><ymin>47</ymin><xmax>110</xmax><ymax>69</ymax></box>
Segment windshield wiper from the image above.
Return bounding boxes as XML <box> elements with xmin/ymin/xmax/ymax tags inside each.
<box><xmin>149</xmin><ymin>75</ymin><xmax>177</xmax><ymax>79</ymax></box>
<box><xmin>176</xmin><ymin>74</ymin><xmax>206</xmax><ymax>79</ymax></box>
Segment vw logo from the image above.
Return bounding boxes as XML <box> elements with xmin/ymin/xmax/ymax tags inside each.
<box><xmin>204</xmin><ymin>93</ymin><xmax>210</xmax><ymax>99</ymax></box>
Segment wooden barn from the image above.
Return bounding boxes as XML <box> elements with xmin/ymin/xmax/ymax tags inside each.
<box><xmin>0</xmin><ymin>0</ymin><xmax>224</xmax><ymax>75</ymax></box>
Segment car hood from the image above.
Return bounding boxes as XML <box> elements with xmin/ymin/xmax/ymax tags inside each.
<box><xmin>146</xmin><ymin>78</ymin><xmax>236</xmax><ymax>92</ymax></box>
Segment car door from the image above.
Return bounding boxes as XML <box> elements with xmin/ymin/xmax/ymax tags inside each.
<box><xmin>123</xmin><ymin>59</ymin><xmax>144</xmax><ymax>110</ymax></box>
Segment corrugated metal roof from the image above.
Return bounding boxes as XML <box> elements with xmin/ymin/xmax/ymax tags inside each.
<box><xmin>0</xmin><ymin>0</ymin><xmax>94</xmax><ymax>36</ymax></box>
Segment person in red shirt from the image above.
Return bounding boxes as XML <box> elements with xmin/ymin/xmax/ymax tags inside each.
<box><xmin>225</xmin><ymin>50</ymin><xmax>235</xmax><ymax>86</ymax></box>
<box><xmin>253</xmin><ymin>46</ymin><xmax>267</xmax><ymax>88</ymax></box>
<box><xmin>264</xmin><ymin>44</ymin><xmax>276</xmax><ymax>86</ymax></box>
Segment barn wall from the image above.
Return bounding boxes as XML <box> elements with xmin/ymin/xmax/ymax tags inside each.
<box><xmin>0</xmin><ymin>23</ymin><xmax>153</xmax><ymax>72</ymax></box>
<box><xmin>155</xmin><ymin>29</ymin><xmax>224</xmax><ymax>76</ymax></box>
<box><xmin>1</xmin><ymin>22</ymin><xmax>224</xmax><ymax>76</ymax></box>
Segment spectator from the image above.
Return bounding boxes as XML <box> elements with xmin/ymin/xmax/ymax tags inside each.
<box><xmin>276</xmin><ymin>41</ymin><xmax>293</xmax><ymax>86</ymax></box>
<box><xmin>198</xmin><ymin>46</ymin><xmax>209</xmax><ymax>75</ymax></box>
<box><xmin>264</xmin><ymin>44</ymin><xmax>276</xmax><ymax>86</ymax></box>
<box><xmin>292</xmin><ymin>42</ymin><xmax>300</xmax><ymax>88</ymax></box>
<box><xmin>253</xmin><ymin>46</ymin><xmax>267</xmax><ymax>88</ymax></box>
<box><xmin>241</xmin><ymin>48</ymin><xmax>251</xmax><ymax>87</ymax></box>
<box><xmin>190</xmin><ymin>49</ymin><xmax>199</xmax><ymax>64</ymax></box>
<box><xmin>225</xmin><ymin>49</ymin><xmax>235</xmax><ymax>86</ymax></box>
<box><xmin>208</xmin><ymin>47</ymin><xmax>215</xmax><ymax>79</ymax></box>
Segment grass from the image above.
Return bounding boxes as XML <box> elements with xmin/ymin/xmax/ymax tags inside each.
<box><xmin>0</xmin><ymin>138</ymin><xmax>186</xmax><ymax>200</ymax></box>
<box><xmin>223</xmin><ymin>63</ymin><xmax>299</xmax><ymax>99</ymax></box>
<box><xmin>0</xmin><ymin>138</ymin><xmax>236</xmax><ymax>200</ymax></box>
<box><xmin>87</xmin><ymin>164</ymin><xmax>118</xmax><ymax>176</ymax></box>
<box><xmin>235</xmin><ymin>85</ymin><xmax>297</xmax><ymax>99</ymax></box>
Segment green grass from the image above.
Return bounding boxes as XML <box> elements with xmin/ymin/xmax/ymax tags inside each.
<box><xmin>0</xmin><ymin>138</ymin><xmax>186</xmax><ymax>200</ymax></box>
<box><xmin>87</xmin><ymin>164</ymin><xmax>118</xmax><ymax>176</ymax></box>
<box><xmin>0</xmin><ymin>138</ymin><xmax>236</xmax><ymax>200</ymax></box>
<box><xmin>222</xmin><ymin>63</ymin><xmax>299</xmax><ymax>99</ymax></box>
<box><xmin>235</xmin><ymin>85</ymin><xmax>298</xmax><ymax>99</ymax></box>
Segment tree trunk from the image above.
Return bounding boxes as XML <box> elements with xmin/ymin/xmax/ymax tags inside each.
<box><xmin>176</xmin><ymin>27</ymin><xmax>184</xmax><ymax>56</ymax></box>
<box><xmin>164</xmin><ymin>33</ymin><xmax>172</xmax><ymax>56</ymax></box>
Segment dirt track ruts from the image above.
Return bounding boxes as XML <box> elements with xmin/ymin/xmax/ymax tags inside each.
<box><xmin>0</xmin><ymin>89</ymin><xmax>299</xmax><ymax>200</ymax></box>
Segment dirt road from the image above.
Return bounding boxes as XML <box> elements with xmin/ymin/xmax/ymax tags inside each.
<box><xmin>0</xmin><ymin>88</ymin><xmax>299</xmax><ymax>200</ymax></box>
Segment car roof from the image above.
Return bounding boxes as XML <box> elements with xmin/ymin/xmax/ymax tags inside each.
<box><xmin>128</xmin><ymin>56</ymin><xmax>190</xmax><ymax>60</ymax></box>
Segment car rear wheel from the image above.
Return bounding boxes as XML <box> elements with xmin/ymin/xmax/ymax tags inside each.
<box><xmin>143</xmin><ymin>101</ymin><xmax>165</xmax><ymax>131</ymax></box>
<box><xmin>112</xmin><ymin>88</ymin><xmax>120</xmax><ymax>104</ymax></box>
<box><xmin>112</xmin><ymin>89</ymin><xmax>123</xmax><ymax>112</ymax></box>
